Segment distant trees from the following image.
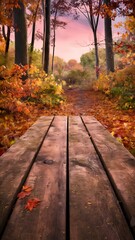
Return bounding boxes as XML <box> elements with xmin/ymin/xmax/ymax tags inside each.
<box><xmin>71</xmin><ymin>0</ymin><xmax>102</xmax><ymax>78</ymax></box>
<box><xmin>80</xmin><ymin>48</ymin><xmax>106</xmax><ymax>71</ymax></box>
<box><xmin>81</xmin><ymin>51</ymin><xmax>95</xmax><ymax>69</ymax></box>
<box><xmin>28</xmin><ymin>0</ymin><xmax>41</xmax><ymax>66</ymax></box>
<box><xmin>67</xmin><ymin>59</ymin><xmax>82</xmax><ymax>71</ymax></box>
<box><xmin>51</xmin><ymin>0</ymin><xmax>70</xmax><ymax>73</ymax></box>
<box><xmin>52</xmin><ymin>56</ymin><xmax>66</xmax><ymax>77</ymax></box>
<box><xmin>71</xmin><ymin>0</ymin><xmax>135</xmax><ymax>76</ymax></box>
<box><xmin>0</xmin><ymin>0</ymin><xmax>135</xmax><ymax>79</ymax></box>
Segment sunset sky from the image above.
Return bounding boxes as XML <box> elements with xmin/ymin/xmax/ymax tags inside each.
<box><xmin>32</xmin><ymin>15</ymin><xmax>122</xmax><ymax>63</ymax></box>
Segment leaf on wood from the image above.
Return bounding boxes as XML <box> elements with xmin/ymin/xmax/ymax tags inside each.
<box><xmin>17</xmin><ymin>191</ymin><xmax>31</xmax><ymax>199</ymax></box>
<box><xmin>17</xmin><ymin>185</ymin><xmax>32</xmax><ymax>199</ymax></box>
<box><xmin>25</xmin><ymin>198</ymin><xmax>41</xmax><ymax>211</ymax></box>
<box><xmin>22</xmin><ymin>185</ymin><xmax>33</xmax><ymax>192</ymax></box>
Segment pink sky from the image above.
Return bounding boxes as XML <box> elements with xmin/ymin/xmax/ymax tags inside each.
<box><xmin>32</xmin><ymin>16</ymin><xmax>120</xmax><ymax>63</ymax></box>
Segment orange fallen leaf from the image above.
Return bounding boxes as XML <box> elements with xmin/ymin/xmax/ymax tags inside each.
<box><xmin>25</xmin><ymin>198</ymin><xmax>41</xmax><ymax>211</ymax></box>
<box><xmin>17</xmin><ymin>185</ymin><xmax>32</xmax><ymax>199</ymax></box>
<box><xmin>22</xmin><ymin>185</ymin><xmax>32</xmax><ymax>192</ymax></box>
<box><xmin>17</xmin><ymin>191</ymin><xmax>31</xmax><ymax>199</ymax></box>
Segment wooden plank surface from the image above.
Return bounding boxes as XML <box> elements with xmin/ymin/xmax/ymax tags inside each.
<box><xmin>82</xmin><ymin>116</ymin><xmax>135</xmax><ymax>236</ymax></box>
<box><xmin>0</xmin><ymin>116</ymin><xmax>53</xmax><ymax>236</ymax></box>
<box><xmin>69</xmin><ymin>116</ymin><xmax>133</xmax><ymax>240</ymax></box>
<box><xmin>2</xmin><ymin>116</ymin><xmax>67</xmax><ymax>240</ymax></box>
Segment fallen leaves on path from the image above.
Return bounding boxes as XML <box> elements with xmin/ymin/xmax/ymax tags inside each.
<box><xmin>64</xmin><ymin>88</ymin><xmax>135</xmax><ymax>156</ymax></box>
<box><xmin>0</xmin><ymin>88</ymin><xmax>134</xmax><ymax>156</ymax></box>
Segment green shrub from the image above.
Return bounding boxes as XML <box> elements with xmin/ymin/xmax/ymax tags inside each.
<box><xmin>93</xmin><ymin>65</ymin><xmax>135</xmax><ymax>109</ymax></box>
<box><xmin>64</xmin><ymin>69</ymin><xmax>92</xmax><ymax>86</ymax></box>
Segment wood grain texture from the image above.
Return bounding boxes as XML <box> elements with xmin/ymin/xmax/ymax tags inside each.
<box><xmin>0</xmin><ymin>116</ymin><xmax>53</xmax><ymax>236</ymax></box>
<box><xmin>69</xmin><ymin>116</ymin><xmax>133</xmax><ymax>240</ymax></box>
<box><xmin>82</xmin><ymin>115</ymin><xmax>135</xmax><ymax>236</ymax></box>
<box><xmin>2</xmin><ymin>116</ymin><xmax>67</xmax><ymax>240</ymax></box>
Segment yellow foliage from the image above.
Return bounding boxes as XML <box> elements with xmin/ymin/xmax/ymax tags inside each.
<box><xmin>0</xmin><ymin>39</ymin><xmax>5</xmax><ymax>55</ymax></box>
<box><xmin>0</xmin><ymin>64</ymin><xmax>64</xmax><ymax>116</ymax></box>
<box><xmin>93</xmin><ymin>65</ymin><xmax>135</xmax><ymax>109</ymax></box>
<box><xmin>115</xmin><ymin>65</ymin><xmax>135</xmax><ymax>84</ymax></box>
<box><xmin>125</xmin><ymin>16</ymin><xmax>135</xmax><ymax>35</ymax></box>
<box><xmin>93</xmin><ymin>71</ymin><xmax>115</xmax><ymax>94</ymax></box>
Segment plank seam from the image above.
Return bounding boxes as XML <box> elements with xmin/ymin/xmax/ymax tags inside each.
<box><xmin>66</xmin><ymin>116</ymin><xmax>70</xmax><ymax>240</ymax></box>
<box><xmin>0</xmin><ymin>116</ymin><xmax>55</xmax><ymax>238</ymax></box>
<box><xmin>81</xmin><ymin>116</ymin><xmax>135</xmax><ymax>239</ymax></box>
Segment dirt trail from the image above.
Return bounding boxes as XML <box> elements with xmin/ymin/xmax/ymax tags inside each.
<box><xmin>63</xmin><ymin>88</ymin><xmax>113</xmax><ymax>115</ymax></box>
<box><xmin>62</xmin><ymin>88</ymin><xmax>135</xmax><ymax>155</ymax></box>
<box><xmin>0</xmin><ymin>88</ymin><xmax>134</xmax><ymax>156</ymax></box>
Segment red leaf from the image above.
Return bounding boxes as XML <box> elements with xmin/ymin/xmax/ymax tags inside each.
<box><xmin>17</xmin><ymin>185</ymin><xmax>32</xmax><ymax>199</ymax></box>
<box><xmin>25</xmin><ymin>198</ymin><xmax>41</xmax><ymax>211</ymax></box>
<box><xmin>17</xmin><ymin>191</ymin><xmax>31</xmax><ymax>199</ymax></box>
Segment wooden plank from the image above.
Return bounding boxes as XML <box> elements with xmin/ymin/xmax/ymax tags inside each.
<box><xmin>0</xmin><ymin>116</ymin><xmax>53</xmax><ymax>236</ymax></box>
<box><xmin>69</xmin><ymin>116</ymin><xmax>133</xmax><ymax>240</ymax></box>
<box><xmin>82</xmin><ymin>116</ymin><xmax>135</xmax><ymax>237</ymax></box>
<box><xmin>2</xmin><ymin>116</ymin><xmax>67</xmax><ymax>240</ymax></box>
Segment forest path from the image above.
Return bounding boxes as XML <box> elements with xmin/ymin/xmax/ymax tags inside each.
<box><xmin>62</xmin><ymin>87</ymin><xmax>135</xmax><ymax>156</ymax></box>
<box><xmin>63</xmin><ymin>88</ymin><xmax>104</xmax><ymax>115</ymax></box>
<box><xmin>0</xmin><ymin>88</ymin><xmax>134</xmax><ymax>156</ymax></box>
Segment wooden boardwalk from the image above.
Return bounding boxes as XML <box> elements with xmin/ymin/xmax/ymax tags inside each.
<box><xmin>0</xmin><ymin>116</ymin><xmax>135</xmax><ymax>240</ymax></box>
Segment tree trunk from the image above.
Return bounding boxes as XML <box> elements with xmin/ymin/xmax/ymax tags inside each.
<box><xmin>104</xmin><ymin>0</ymin><xmax>114</xmax><ymax>73</ymax></box>
<box><xmin>5</xmin><ymin>26</ymin><xmax>10</xmax><ymax>55</ymax></box>
<box><xmin>51</xmin><ymin>10</ymin><xmax>57</xmax><ymax>73</ymax></box>
<box><xmin>2</xmin><ymin>25</ymin><xmax>11</xmax><ymax>55</ymax></box>
<box><xmin>29</xmin><ymin>21</ymin><xmax>36</xmax><ymax>66</ymax></box>
<box><xmin>51</xmin><ymin>35</ymin><xmax>55</xmax><ymax>73</ymax></box>
<box><xmin>2</xmin><ymin>25</ymin><xmax>7</xmax><ymax>41</ymax></box>
<box><xmin>43</xmin><ymin>0</ymin><xmax>51</xmax><ymax>73</ymax></box>
<box><xmin>2</xmin><ymin>25</ymin><xmax>11</xmax><ymax>65</ymax></box>
<box><xmin>93</xmin><ymin>31</ymin><xmax>99</xmax><ymax>79</ymax></box>
<box><xmin>42</xmin><ymin>0</ymin><xmax>46</xmax><ymax>66</ymax></box>
<box><xmin>29</xmin><ymin>0</ymin><xmax>40</xmax><ymax>66</ymax></box>
<box><xmin>14</xmin><ymin>0</ymin><xmax>27</xmax><ymax>66</ymax></box>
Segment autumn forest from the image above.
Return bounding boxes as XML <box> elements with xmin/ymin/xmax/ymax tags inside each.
<box><xmin>0</xmin><ymin>0</ymin><xmax>135</xmax><ymax>156</ymax></box>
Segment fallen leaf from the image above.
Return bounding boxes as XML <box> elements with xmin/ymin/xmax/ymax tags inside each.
<box><xmin>22</xmin><ymin>185</ymin><xmax>32</xmax><ymax>192</ymax></box>
<box><xmin>17</xmin><ymin>185</ymin><xmax>32</xmax><ymax>199</ymax></box>
<box><xmin>25</xmin><ymin>198</ymin><xmax>41</xmax><ymax>211</ymax></box>
<box><xmin>17</xmin><ymin>191</ymin><xmax>31</xmax><ymax>199</ymax></box>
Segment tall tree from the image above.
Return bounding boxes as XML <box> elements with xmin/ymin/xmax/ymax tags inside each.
<box><xmin>42</xmin><ymin>0</ymin><xmax>51</xmax><ymax>73</ymax></box>
<box><xmin>14</xmin><ymin>0</ymin><xmax>28</xmax><ymax>66</ymax></box>
<box><xmin>71</xmin><ymin>0</ymin><xmax>102</xmax><ymax>78</ymax></box>
<box><xmin>2</xmin><ymin>25</ymin><xmax>11</xmax><ymax>58</ymax></box>
<box><xmin>5</xmin><ymin>26</ymin><xmax>10</xmax><ymax>59</ymax></box>
<box><xmin>104</xmin><ymin>0</ymin><xmax>114</xmax><ymax>73</ymax></box>
<box><xmin>28</xmin><ymin>0</ymin><xmax>41</xmax><ymax>66</ymax></box>
<box><xmin>42</xmin><ymin>0</ymin><xmax>46</xmax><ymax>67</ymax></box>
<box><xmin>51</xmin><ymin>0</ymin><xmax>70</xmax><ymax>73</ymax></box>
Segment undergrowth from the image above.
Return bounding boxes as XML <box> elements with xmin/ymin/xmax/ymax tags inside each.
<box><xmin>94</xmin><ymin>65</ymin><xmax>135</xmax><ymax>109</ymax></box>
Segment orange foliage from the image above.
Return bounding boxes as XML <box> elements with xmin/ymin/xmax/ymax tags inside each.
<box><xmin>0</xmin><ymin>87</ymin><xmax>135</xmax><ymax>158</ymax></box>
<box><xmin>0</xmin><ymin>64</ymin><xmax>64</xmax><ymax>153</ymax></box>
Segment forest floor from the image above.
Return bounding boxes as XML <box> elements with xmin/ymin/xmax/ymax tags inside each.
<box><xmin>0</xmin><ymin>87</ymin><xmax>135</xmax><ymax>156</ymax></box>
